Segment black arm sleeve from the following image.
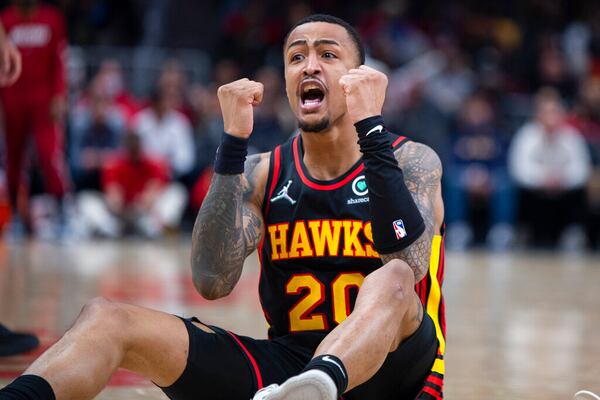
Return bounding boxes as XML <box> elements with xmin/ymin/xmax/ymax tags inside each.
<box><xmin>355</xmin><ymin>115</ymin><xmax>425</xmax><ymax>254</ymax></box>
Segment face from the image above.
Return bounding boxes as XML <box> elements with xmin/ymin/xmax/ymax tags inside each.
<box><xmin>536</xmin><ymin>99</ymin><xmax>564</xmax><ymax>133</ymax></box>
<box><xmin>284</xmin><ymin>22</ymin><xmax>359</xmax><ymax>133</ymax></box>
<box><xmin>125</xmin><ymin>134</ymin><xmax>142</xmax><ymax>160</ymax></box>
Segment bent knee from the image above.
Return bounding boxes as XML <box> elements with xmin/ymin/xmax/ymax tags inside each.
<box><xmin>363</xmin><ymin>259</ymin><xmax>415</xmax><ymax>303</ymax></box>
<box><xmin>77</xmin><ymin>297</ymin><xmax>129</xmax><ymax>329</ymax></box>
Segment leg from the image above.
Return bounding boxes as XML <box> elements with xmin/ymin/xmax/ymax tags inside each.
<box><xmin>2</xmin><ymin>100</ymin><xmax>29</xmax><ymax>210</ymax></box>
<box><xmin>486</xmin><ymin>169</ymin><xmax>516</xmax><ymax>250</ymax></box>
<box><xmin>444</xmin><ymin>167</ymin><xmax>473</xmax><ymax>249</ymax></box>
<box><xmin>254</xmin><ymin>260</ymin><xmax>429</xmax><ymax>400</ymax></box>
<box><xmin>14</xmin><ymin>297</ymin><xmax>190</xmax><ymax>399</ymax></box>
<box><xmin>135</xmin><ymin>183</ymin><xmax>187</xmax><ymax>238</ymax></box>
<box><xmin>443</xmin><ymin>167</ymin><xmax>470</xmax><ymax>225</ymax></box>
<box><xmin>31</xmin><ymin>106</ymin><xmax>70</xmax><ymax>200</ymax></box>
<box><xmin>77</xmin><ymin>191</ymin><xmax>122</xmax><ymax>237</ymax></box>
<box><xmin>150</xmin><ymin>183</ymin><xmax>188</xmax><ymax>228</ymax></box>
<box><xmin>313</xmin><ymin>259</ymin><xmax>422</xmax><ymax>390</ymax></box>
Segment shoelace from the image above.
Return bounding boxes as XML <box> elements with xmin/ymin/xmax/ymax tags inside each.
<box><xmin>575</xmin><ymin>390</ymin><xmax>600</xmax><ymax>400</ymax></box>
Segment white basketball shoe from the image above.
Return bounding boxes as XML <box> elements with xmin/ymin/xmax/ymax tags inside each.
<box><xmin>252</xmin><ymin>370</ymin><xmax>337</xmax><ymax>400</ymax></box>
<box><xmin>575</xmin><ymin>390</ymin><xmax>600</xmax><ymax>400</ymax></box>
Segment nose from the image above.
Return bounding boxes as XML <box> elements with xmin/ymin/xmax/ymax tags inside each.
<box><xmin>303</xmin><ymin>52</ymin><xmax>321</xmax><ymax>76</ymax></box>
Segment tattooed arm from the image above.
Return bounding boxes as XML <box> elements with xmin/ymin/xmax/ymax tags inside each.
<box><xmin>191</xmin><ymin>153</ymin><xmax>270</xmax><ymax>299</ymax></box>
<box><xmin>380</xmin><ymin>142</ymin><xmax>444</xmax><ymax>282</ymax></box>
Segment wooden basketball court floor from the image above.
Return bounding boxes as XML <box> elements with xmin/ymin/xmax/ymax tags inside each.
<box><xmin>0</xmin><ymin>240</ymin><xmax>599</xmax><ymax>400</ymax></box>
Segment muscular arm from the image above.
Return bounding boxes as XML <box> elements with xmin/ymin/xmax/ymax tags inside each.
<box><xmin>191</xmin><ymin>153</ymin><xmax>269</xmax><ymax>299</ymax></box>
<box><xmin>379</xmin><ymin>141</ymin><xmax>443</xmax><ymax>282</ymax></box>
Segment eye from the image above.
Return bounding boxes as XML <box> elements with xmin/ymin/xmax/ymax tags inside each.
<box><xmin>322</xmin><ymin>51</ymin><xmax>337</xmax><ymax>59</ymax></box>
<box><xmin>290</xmin><ymin>54</ymin><xmax>304</xmax><ymax>63</ymax></box>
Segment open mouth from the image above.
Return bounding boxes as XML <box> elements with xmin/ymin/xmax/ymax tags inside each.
<box><xmin>299</xmin><ymin>80</ymin><xmax>326</xmax><ymax>111</ymax></box>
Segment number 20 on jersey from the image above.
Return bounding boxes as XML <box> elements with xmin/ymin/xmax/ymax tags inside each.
<box><xmin>286</xmin><ymin>272</ymin><xmax>365</xmax><ymax>332</ymax></box>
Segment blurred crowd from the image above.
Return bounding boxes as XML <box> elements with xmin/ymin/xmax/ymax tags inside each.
<box><xmin>1</xmin><ymin>0</ymin><xmax>600</xmax><ymax>251</ymax></box>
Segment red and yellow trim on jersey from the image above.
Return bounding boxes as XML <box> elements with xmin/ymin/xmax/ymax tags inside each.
<box><xmin>416</xmin><ymin>233</ymin><xmax>446</xmax><ymax>399</ymax></box>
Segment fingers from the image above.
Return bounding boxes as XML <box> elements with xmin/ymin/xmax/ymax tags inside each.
<box><xmin>338</xmin><ymin>71</ymin><xmax>371</xmax><ymax>94</ymax></box>
<box><xmin>9</xmin><ymin>45</ymin><xmax>22</xmax><ymax>83</ymax></box>
<box><xmin>218</xmin><ymin>78</ymin><xmax>264</xmax><ymax>105</ymax></box>
<box><xmin>251</xmin><ymin>82</ymin><xmax>264</xmax><ymax>106</ymax></box>
<box><xmin>0</xmin><ymin>46</ymin><xmax>9</xmax><ymax>85</ymax></box>
<box><xmin>217</xmin><ymin>78</ymin><xmax>264</xmax><ymax>138</ymax></box>
<box><xmin>0</xmin><ymin>43</ymin><xmax>21</xmax><ymax>86</ymax></box>
<box><xmin>338</xmin><ymin>74</ymin><xmax>351</xmax><ymax>94</ymax></box>
<box><xmin>0</xmin><ymin>46</ymin><xmax>8</xmax><ymax>74</ymax></box>
<box><xmin>339</xmin><ymin>65</ymin><xmax>387</xmax><ymax>94</ymax></box>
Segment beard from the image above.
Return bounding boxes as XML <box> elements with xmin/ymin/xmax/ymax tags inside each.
<box><xmin>298</xmin><ymin>116</ymin><xmax>330</xmax><ymax>133</ymax></box>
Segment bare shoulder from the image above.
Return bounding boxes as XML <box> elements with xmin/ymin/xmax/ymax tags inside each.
<box><xmin>243</xmin><ymin>152</ymin><xmax>271</xmax><ymax>209</ymax></box>
<box><xmin>393</xmin><ymin>141</ymin><xmax>443</xmax><ymax>189</ymax></box>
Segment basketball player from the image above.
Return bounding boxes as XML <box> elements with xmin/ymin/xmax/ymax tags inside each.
<box><xmin>0</xmin><ymin>14</ymin><xmax>445</xmax><ymax>400</ymax></box>
<box><xmin>0</xmin><ymin>0</ymin><xmax>70</xmax><ymax>239</ymax></box>
<box><xmin>0</xmin><ymin>19</ymin><xmax>40</xmax><ymax>359</ymax></box>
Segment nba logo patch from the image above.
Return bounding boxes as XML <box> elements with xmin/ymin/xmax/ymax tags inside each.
<box><xmin>393</xmin><ymin>219</ymin><xmax>407</xmax><ymax>240</ymax></box>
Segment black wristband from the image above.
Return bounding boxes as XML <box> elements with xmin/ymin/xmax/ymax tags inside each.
<box><xmin>214</xmin><ymin>132</ymin><xmax>249</xmax><ymax>174</ymax></box>
<box><xmin>355</xmin><ymin>116</ymin><xmax>425</xmax><ymax>253</ymax></box>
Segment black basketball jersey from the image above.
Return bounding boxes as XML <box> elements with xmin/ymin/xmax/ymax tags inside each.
<box><xmin>258</xmin><ymin>133</ymin><xmax>447</xmax><ymax>398</ymax></box>
<box><xmin>258</xmin><ymin>133</ymin><xmax>409</xmax><ymax>341</ymax></box>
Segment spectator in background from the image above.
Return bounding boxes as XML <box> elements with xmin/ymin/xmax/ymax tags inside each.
<box><xmin>77</xmin><ymin>132</ymin><xmax>187</xmax><ymax>238</ymax></box>
<box><xmin>157</xmin><ymin>59</ymin><xmax>193</xmax><ymax>122</ymax></box>
<box><xmin>357</xmin><ymin>1</ymin><xmax>431</xmax><ymax>69</ymax></box>
<box><xmin>509</xmin><ymin>87</ymin><xmax>591</xmax><ymax>249</ymax></box>
<box><xmin>188</xmin><ymin>83</ymin><xmax>220</xmax><ymax>173</ymax></box>
<box><xmin>249</xmin><ymin>65</ymin><xmax>293</xmax><ymax>154</ymax></box>
<box><xmin>70</xmin><ymin>78</ymin><xmax>124</xmax><ymax>191</ymax></box>
<box><xmin>132</xmin><ymin>86</ymin><xmax>195</xmax><ymax>181</ymax></box>
<box><xmin>568</xmin><ymin>75</ymin><xmax>600</xmax><ymax>249</ymax></box>
<box><xmin>191</xmin><ymin>59</ymin><xmax>243</xmax><ymax>170</ymax></box>
<box><xmin>533</xmin><ymin>39</ymin><xmax>577</xmax><ymax>100</ymax></box>
<box><xmin>187</xmin><ymin>82</ymin><xmax>225</xmax><ymax>215</ymax></box>
<box><xmin>423</xmin><ymin>34</ymin><xmax>476</xmax><ymax>116</ymax></box>
<box><xmin>445</xmin><ymin>92</ymin><xmax>515</xmax><ymax>250</ymax></box>
<box><xmin>386</xmin><ymin>81</ymin><xmax>450</xmax><ymax>165</ymax></box>
<box><xmin>94</xmin><ymin>59</ymin><xmax>140</xmax><ymax>123</ymax></box>
<box><xmin>212</xmin><ymin>58</ymin><xmax>242</xmax><ymax>88</ymax></box>
<box><xmin>0</xmin><ymin>0</ymin><xmax>70</xmax><ymax>240</ymax></box>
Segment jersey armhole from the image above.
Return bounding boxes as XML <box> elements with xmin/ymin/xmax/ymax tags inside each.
<box><xmin>392</xmin><ymin>134</ymin><xmax>409</xmax><ymax>149</ymax></box>
<box><xmin>261</xmin><ymin>145</ymin><xmax>282</xmax><ymax>216</ymax></box>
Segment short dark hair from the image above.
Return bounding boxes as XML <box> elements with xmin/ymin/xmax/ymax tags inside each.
<box><xmin>284</xmin><ymin>14</ymin><xmax>366</xmax><ymax>66</ymax></box>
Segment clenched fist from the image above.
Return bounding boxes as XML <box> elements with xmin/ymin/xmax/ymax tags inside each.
<box><xmin>338</xmin><ymin>65</ymin><xmax>388</xmax><ymax>124</ymax></box>
<box><xmin>217</xmin><ymin>78</ymin><xmax>264</xmax><ymax>138</ymax></box>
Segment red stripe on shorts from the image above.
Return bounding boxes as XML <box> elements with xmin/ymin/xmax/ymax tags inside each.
<box><xmin>226</xmin><ymin>331</ymin><xmax>264</xmax><ymax>390</ymax></box>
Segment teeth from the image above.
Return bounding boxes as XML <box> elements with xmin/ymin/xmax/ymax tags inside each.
<box><xmin>302</xmin><ymin>83</ymin><xmax>321</xmax><ymax>93</ymax></box>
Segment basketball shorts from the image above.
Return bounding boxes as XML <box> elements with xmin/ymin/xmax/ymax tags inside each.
<box><xmin>161</xmin><ymin>314</ymin><xmax>437</xmax><ymax>400</ymax></box>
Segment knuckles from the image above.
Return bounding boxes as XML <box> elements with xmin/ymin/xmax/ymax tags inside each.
<box><xmin>217</xmin><ymin>79</ymin><xmax>262</xmax><ymax>100</ymax></box>
<box><xmin>339</xmin><ymin>69</ymin><xmax>388</xmax><ymax>91</ymax></box>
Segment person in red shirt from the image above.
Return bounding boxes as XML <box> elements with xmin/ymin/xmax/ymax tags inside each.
<box><xmin>0</xmin><ymin>0</ymin><xmax>69</xmax><ymax>237</ymax></box>
<box><xmin>77</xmin><ymin>132</ymin><xmax>187</xmax><ymax>238</ymax></box>
<box><xmin>0</xmin><ymin>18</ymin><xmax>40</xmax><ymax>358</ymax></box>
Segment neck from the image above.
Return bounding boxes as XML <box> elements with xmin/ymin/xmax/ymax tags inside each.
<box><xmin>300</xmin><ymin>119</ymin><xmax>361</xmax><ymax>181</ymax></box>
<box><xmin>153</xmin><ymin>106</ymin><xmax>166</xmax><ymax>120</ymax></box>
